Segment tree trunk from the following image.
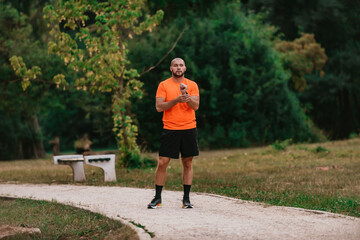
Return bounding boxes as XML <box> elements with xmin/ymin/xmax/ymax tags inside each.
<box><xmin>16</xmin><ymin>115</ymin><xmax>46</xmax><ymax>159</ymax></box>
<box><xmin>31</xmin><ymin>114</ymin><xmax>46</xmax><ymax>158</ymax></box>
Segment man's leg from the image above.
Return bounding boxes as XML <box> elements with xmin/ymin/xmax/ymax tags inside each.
<box><xmin>156</xmin><ymin>156</ymin><xmax>171</xmax><ymax>186</ymax></box>
<box><xmin>148</xmin><ymin>156</ymin><xmax>170</xmax><ymax>209</ymax></box>
<box><xmin>182</xmin><ymin>156</ymin><xmax>193</xmax><ymax>208</ymax></box>
<box><xmin>182</xmin><ymin>157</ymin><xmax>193</xmax><ymax>185</ymax></box>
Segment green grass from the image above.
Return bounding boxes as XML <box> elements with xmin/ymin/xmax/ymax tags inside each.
<box><xmin>1</xmin><ymin>138</ymin><xmax>360</xmax><ymax>218</ymax></box>
<box><xmin>0</xmin><ymin>197</ymin><xmax>138</xmax><ymax>240</ymax></box>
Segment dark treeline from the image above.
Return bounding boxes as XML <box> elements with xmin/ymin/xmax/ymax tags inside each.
<box><xmin>242</xmin><ymin>0</ymin><xmax>360</xmax><ymax>140</ymax></box>
<box><xmin>0</xmin><ymin>0</ymin><xmax>359</xmax><ymax>160</ymax></box>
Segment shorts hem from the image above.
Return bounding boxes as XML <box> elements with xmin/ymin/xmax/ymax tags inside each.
<box><xmin>159</xmin><ymin>155</ymin><xmax>180</xmax><ymax>159</ymax></box>
<box><xmin>181</xmin><ymin>153</ymin><xmax>199</xmax><ymax>158</ymax></box>
<box><xmin>163</xmin><ymin>127</ymin><xmax>197</xmax><ymax>131</ymax></box>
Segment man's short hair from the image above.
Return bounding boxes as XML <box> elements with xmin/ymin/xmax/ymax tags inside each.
<box><xmin>171</xmin><ymin>58</ymin><xmax>185</xmax><ymax>66</ymax></box>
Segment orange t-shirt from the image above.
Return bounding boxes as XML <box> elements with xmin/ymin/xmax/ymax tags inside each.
<box><xmin>156</xmin><ymin>78</ymin><xmax>199</xmax><ymax>130</ymax></box>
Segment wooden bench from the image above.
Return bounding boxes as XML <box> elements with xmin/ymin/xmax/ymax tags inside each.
<box><xmin>53</xmin><ymin>155</ymin><xmax>86</xmax><ymax>182</ymax></box>
<box><xmin>84</xmin><ymin>154</ymin><xmax>116</xmax><ymax>182</ymax></box>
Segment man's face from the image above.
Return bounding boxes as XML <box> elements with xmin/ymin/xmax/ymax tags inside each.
<box><xmin>170</xmin><ymin>59</ymin><xmax>186</xmax><ymax>78</ymax></box>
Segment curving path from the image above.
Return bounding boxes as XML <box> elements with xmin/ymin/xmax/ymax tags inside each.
<box><xmin>0</xmin><ymin>184</ymin><xmax>359</xmax><ymax>240</ymax></box>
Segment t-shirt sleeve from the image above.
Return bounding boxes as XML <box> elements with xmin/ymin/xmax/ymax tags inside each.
<box><xmin>156</xmin><ymin>82</ymin><xmax>166</xmax><ymax>98</ymax></box>
<box><xmin>189</xmin><ymin>82</ymin><xmax>199</xmax><ymax>96</ymax></box>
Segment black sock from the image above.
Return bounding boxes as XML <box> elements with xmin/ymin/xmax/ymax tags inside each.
<box><xmin>183</xmin><ymin>185</ymin><xmax>191</xmax><ymax>200</ymax></box>
<box><xmin>155</xmin><ymin>185</ymin><xmax>163</xmax><ymax>199</ymax></box>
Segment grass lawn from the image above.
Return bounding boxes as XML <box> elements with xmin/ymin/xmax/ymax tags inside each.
<box><xmin>0</xmin><ymin>197</ymin><xmax>138</xmax><ymax>240</ymax></box>
<box><xmin>0</xmin><ymin>137</ymin><xmax>359</xmax><ymax>237</ymax></box>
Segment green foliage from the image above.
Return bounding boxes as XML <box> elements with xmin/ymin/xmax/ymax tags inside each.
<box><xmin>296</xmin><ymin>145</ymin><xmax>330</xmax><ymax>154</ymax></box>
<box><xmin>1</xmin><ymin>1</ymin><xmax>113</xmax><ymax>159</ymax></box>
<box><xmin>10</xmin><ymin>1</ymin><xmax>164</xmax><ymax>166</ymax></box>
<box><xmin>243</xmin><ymin>0</ymin><xmax>360</xmax><ymax>139</ymax></box>
<box><xmin>42</xmin><ymin>0</ymin><xmax>163</xmax><ymax>167</ymax></box>
<box><xmin>275</xmin><ymin>33</ymin><xmax>327</xmax><ymax>92</ymax></box>
<box><xmin>272</xmin><ymin>139</ymin><xmax>292</xmax><ymax>151</ymax></box>
<box><xmin>300</xmin><ymin>42</ymin><xmax>360</xmax><ymax>139</ymax></box>
<box><xmin>129</xmin><ymin>2</ymin><xmax>317</xmax><ymax>150</ymax></box>
<box><xmin>349</xmin><ymin>132</ymin><xmax>359</xmax><ymax>139</ymax></box>
<box><xmin>312</xmin><ymin>146</ymin><xmax>329</xmax><ymax>153</ymax></box>
<box><xmin>147</xmin><ymin>0</ymin><xmax>220</xmax><ymax>21</ymax></box>
<box><xmin>9</xmin><ymin>56</ymin><xmax>42</xmax><ymax>90</ymax></box>
<box><xmin>0</xmin><ymin>2</ymin><xmax>48</xmax><ymax>160</ymax></box>
<box><xmin>3</xmin><ymin>0</ymin><xmax>359</xmax><ymax>160</ymax></box>
<box><xmin>121</xmin><ymin>148</ymin><xmax>156</xmax><ymax>169</ymax></box>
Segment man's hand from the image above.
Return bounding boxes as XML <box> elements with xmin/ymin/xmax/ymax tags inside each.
<box><xmin>180</xmin><ymin>83</ymin><xmax>188</xmax><ymax>95</ymax></box>
<box><xmin>156</xmin><ymin>89</ymin><xmax>199</xmax><ymax>112</ymax></box>
<box><xmin>156</xmin><ymin>94</ymin><xmax>190</xmax><ymax>112</ymax></box>
<box><xmin>177</xmin><ymin>94</ymin><xmax>191</xmax><ymax>103</ymax></box>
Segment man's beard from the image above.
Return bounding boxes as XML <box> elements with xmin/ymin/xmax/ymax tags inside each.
<box><xmin>172</xmin><ymin>71</ymin><xmax>184</xmax><ymax>78</ymax></box>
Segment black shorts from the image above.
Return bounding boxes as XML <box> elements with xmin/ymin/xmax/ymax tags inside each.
<box><xmin>159</xmin><ymin>128</ymin><xmax>199</xmax><ymax>159</ymax></box>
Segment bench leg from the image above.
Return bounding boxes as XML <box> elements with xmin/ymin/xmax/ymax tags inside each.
<box><xmin>67</xmin><ymin>162</ymin><xmax>86</xmax><ymax>182</ymax></box>
<box><xmin>103</xmin><ymin>167</ymin><xmax>117</xmax><ymax>182</ymax></box>
<box><xmin>84</xmin><ymin>155</ymin><xmax>117</xmax><ymax>182</ymax></box>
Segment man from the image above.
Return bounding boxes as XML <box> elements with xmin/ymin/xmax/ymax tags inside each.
<box><xmin>148</xmin><ymin>58</ymin><xmax>200</xmax><ymax>209</ymax></box>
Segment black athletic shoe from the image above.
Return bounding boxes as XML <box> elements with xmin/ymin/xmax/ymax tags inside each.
<box><xmin>148</xmin><ymin>197</ymin><xmax>162</xmax><ymax>209</ymax></box>
<box><xmin>182</xmin><ymin>198</ymin><xmax>193</xmax><ymax>208</ymax></box>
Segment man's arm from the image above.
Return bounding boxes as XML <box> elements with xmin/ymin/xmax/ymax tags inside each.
<box><xmin>156</xmin><ymin>95</ymin><xmax>199</xmax><ymax>112</ymax></box>
<box><xmin>156</xmin><ymin>97</ymin><xmax>177</xmax><ymax>112</ymax></box>
<box><xmin>156</xmin><ymin>95</ymin><xmax>189</xmax><ymax>112</ymax></box>
<box><xmin>186</xmin><ymin>95</ymin><xmax>199</xmax><ymax>111</ymax></box>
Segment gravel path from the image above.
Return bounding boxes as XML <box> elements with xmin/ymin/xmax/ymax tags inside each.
<box><xmin>0</xmin><ymin>184</ymin><xmax>359</xmax><ymax>240</ymax></box>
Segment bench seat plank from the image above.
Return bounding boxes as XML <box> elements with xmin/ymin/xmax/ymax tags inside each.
<box><xmin>58</xmin><ymin>158</ymin><xmax>84</xmax><ymax>162</ymax></box>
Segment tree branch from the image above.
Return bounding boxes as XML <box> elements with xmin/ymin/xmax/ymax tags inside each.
<box><xmin>139</xmin><ymin>27</ymin><xmax>187</xmax><ymax>77</ymax></box>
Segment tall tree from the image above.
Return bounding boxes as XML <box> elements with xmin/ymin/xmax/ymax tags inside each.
<box><xmin>129</xmin><ymin>2</ymin><xmax>318</xmax><ymax>150</ymax></box>
<box><xmin>275</xmin><ymin>33</ymin><xmax>327</xmax><ymax>92</ymax></box>
<box><xmin>1</xmin><ymin>0</ymin><xmax>113</xmax><ymax>159</ymax></box>
<box><xmin>0</xmin><ymin>2</ymin><xmax>47</xmax><ymax>159</ymax></box>
<box><xmin>10</xmin><ymin>0</ymin><xmax>163</xmax><ymax>167</ymax></box>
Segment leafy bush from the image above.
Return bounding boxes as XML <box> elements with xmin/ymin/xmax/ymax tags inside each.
<box><xmin>120</xmin><ymin>149</ymin><xmax>156</xmax><ymax>169</ymax></box>
<box><xmin>272</xmin><ymin>139</ymin><xmax>292</xmax><ymax>151</ymax></box>
<box><xmin>312</xmin><ymin>146</ymin><xmax>330</xmax><ymax>153</ymax></box>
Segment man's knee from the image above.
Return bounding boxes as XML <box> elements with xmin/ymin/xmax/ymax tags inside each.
<box><xmin>182</xmin><ymin>157</ymin><xmax>193</xmax><ymax>169</ymax></box>
<box><xmin>157</xmin><ymin>157</ymin><xmax>170</xmax><ymax>170</ymax></box>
